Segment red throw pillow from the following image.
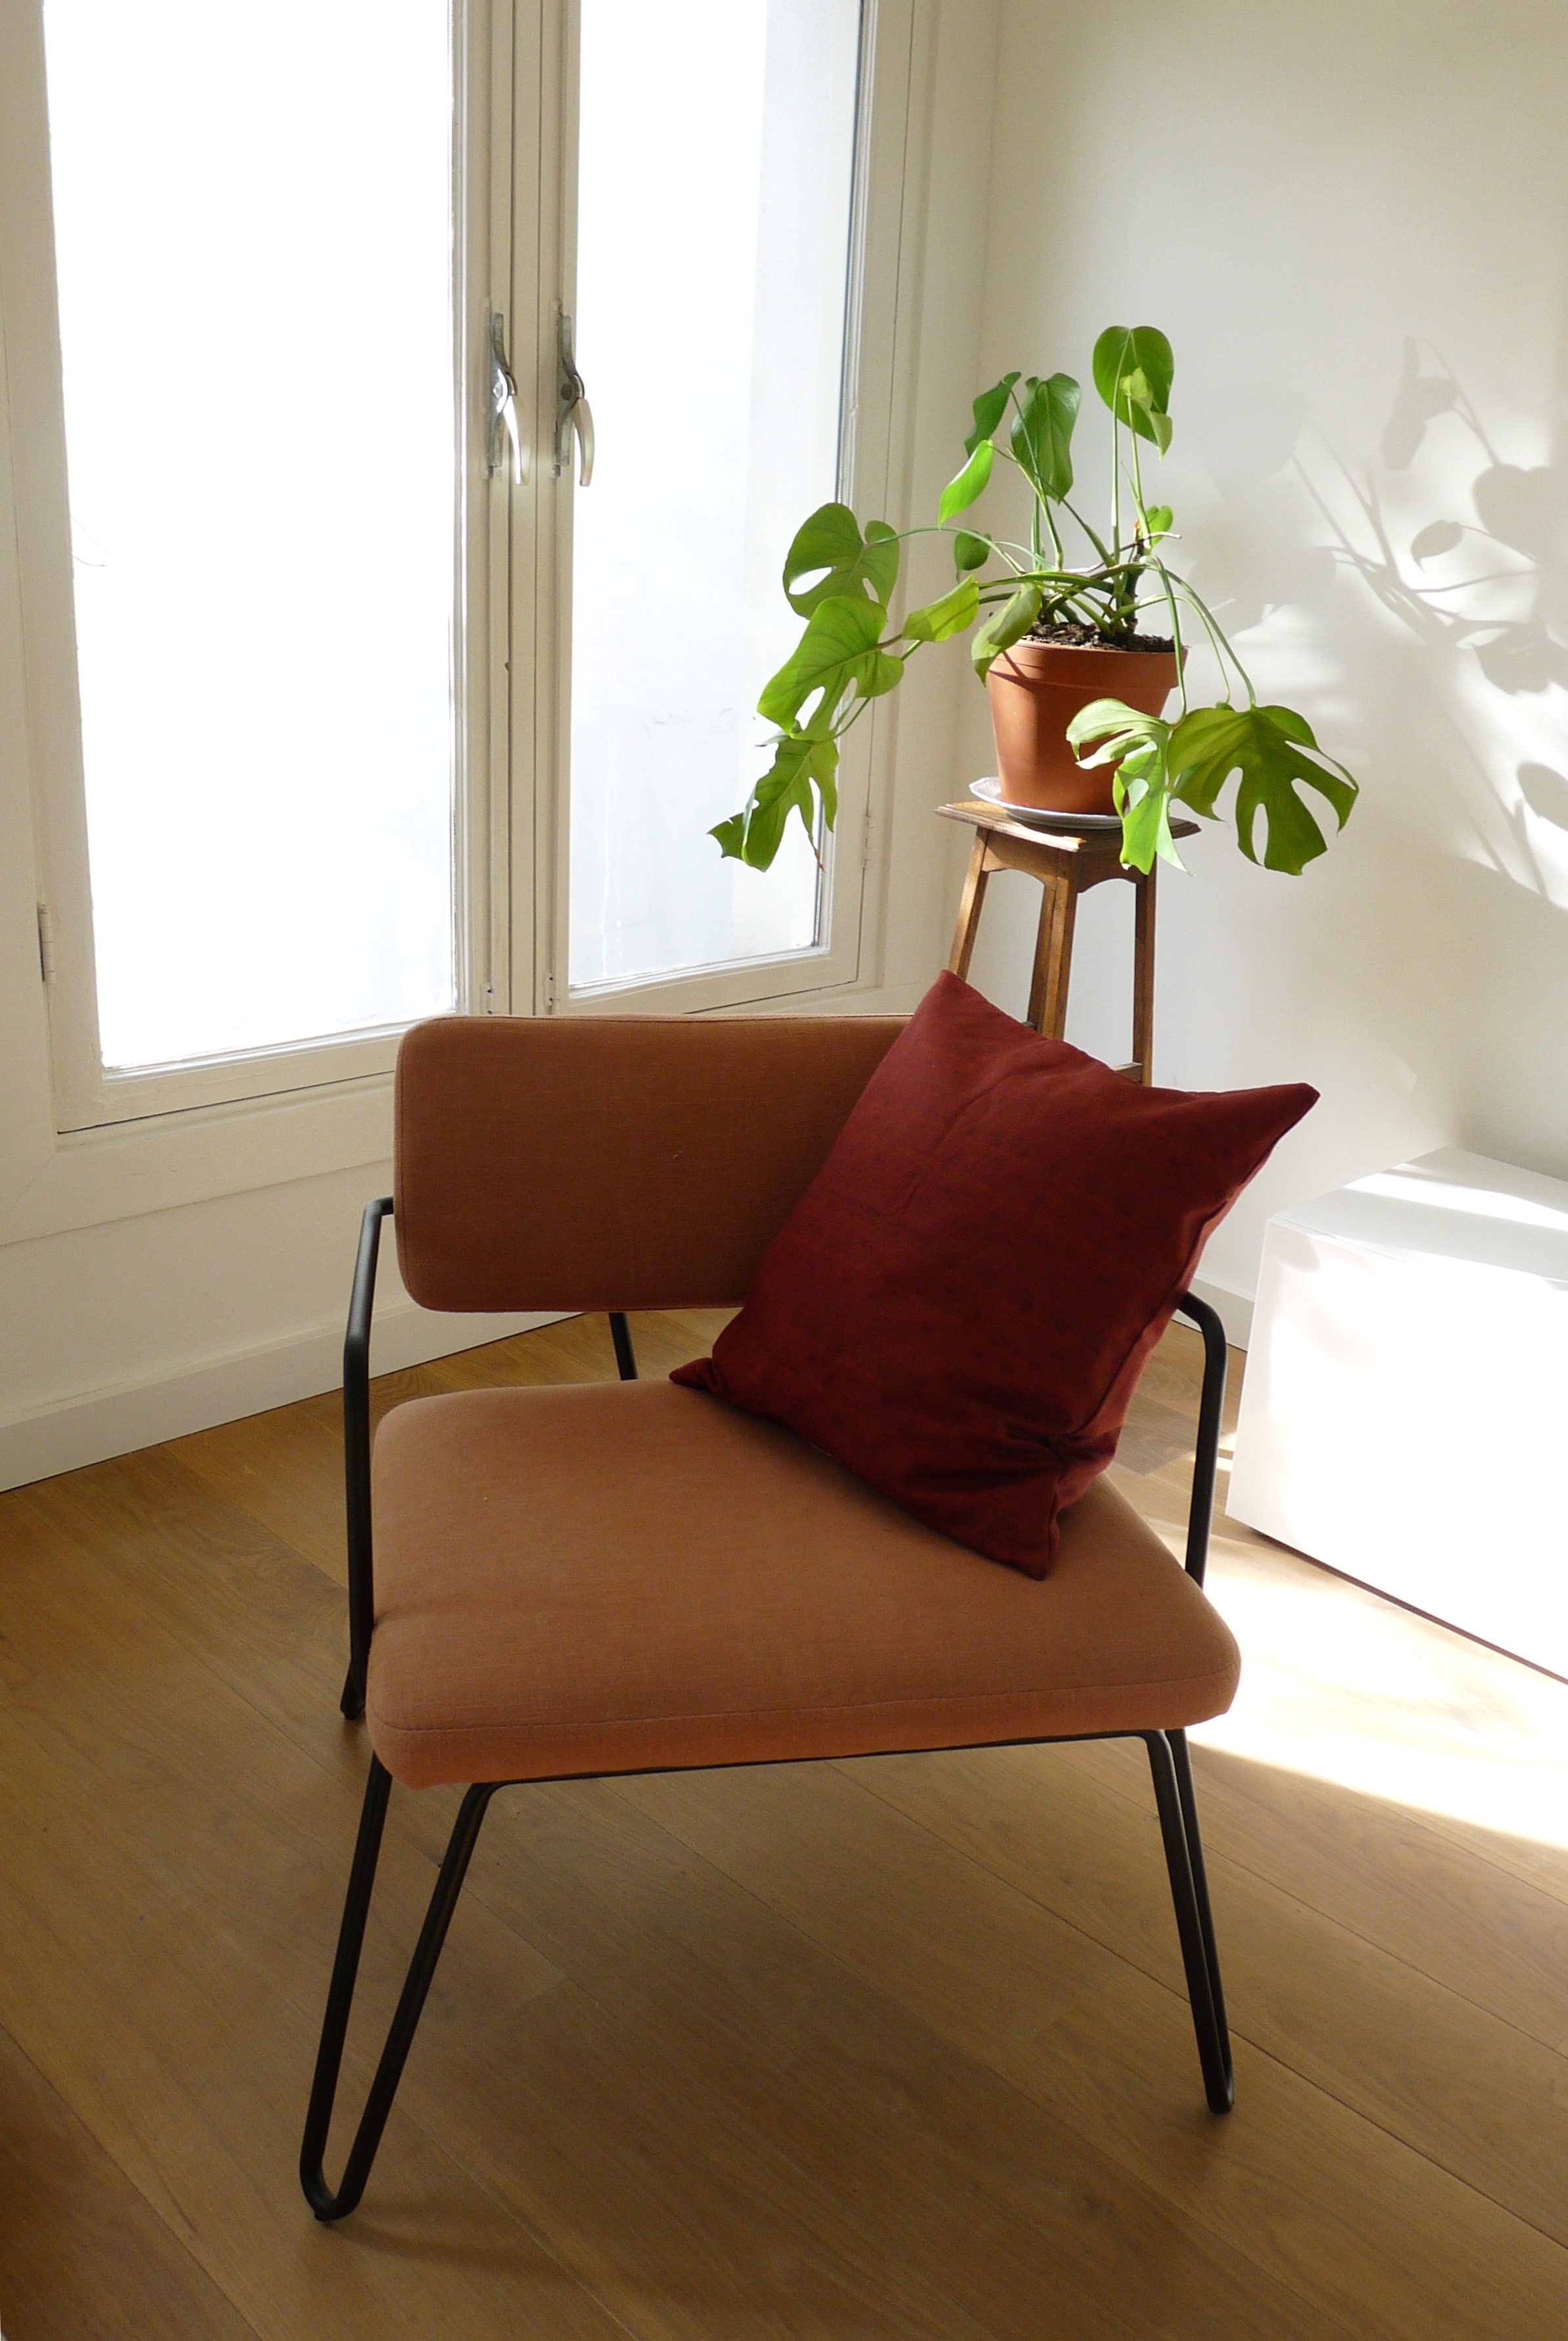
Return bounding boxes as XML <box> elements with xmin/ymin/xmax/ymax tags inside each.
<box><xmin>672</xmin><ymin>972</ymin><xmax>1315</xmax><ymax>1576</ymax></box>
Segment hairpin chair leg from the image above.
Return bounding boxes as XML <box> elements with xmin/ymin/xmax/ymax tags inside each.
<box><xmin>301</xmin><ymin>1757</ymin><xmax>500</xmax><ymax>2220</ymax></box>
<box><xmin>608</xmin><ymin>1311</ymin><xmax>638</xmax><ymax>1380</ymax></box>
<box><xmin>1143</xmin><ymin>1729</ymin><xmax>1234</xmax><ymax>2113</ymax></box>
<box><xmin>339</xmin><ymin>1662</ymin><xmax>365</xmax><ymax>1721</ymax></box>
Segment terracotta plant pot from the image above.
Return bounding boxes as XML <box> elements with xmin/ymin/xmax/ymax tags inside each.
<box><xmin>985</xmin><ymin>640</ymin><xmax>1180</xmax><ymax>816</ymax></box>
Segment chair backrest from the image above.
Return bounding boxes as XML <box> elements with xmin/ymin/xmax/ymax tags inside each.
<box><xmin>393</xmin><ymin>1011</ymin><xmax>907</xmax><ymax>1312</ymax></box>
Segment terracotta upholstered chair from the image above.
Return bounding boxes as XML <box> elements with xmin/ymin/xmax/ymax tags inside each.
<box><xmin>301</xmin><ymin>1013</ymin><xmax>1240</xmax><ymax>2221</ymax></box>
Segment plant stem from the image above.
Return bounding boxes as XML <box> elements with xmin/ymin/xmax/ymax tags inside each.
<box><xmin>1060</xmin><ymin>498</ymin><xmax>1114</xmax><ymax>567</ymax></box>
<box><xmin>1171</xmin><ymin>576</ymin><xmax>1258</xmax><ymax>706</ymax></box>
<box><xmin>1149</xmin><ymin>556</ymin><xmax>1189</xmax><ymax>717</ymax></box>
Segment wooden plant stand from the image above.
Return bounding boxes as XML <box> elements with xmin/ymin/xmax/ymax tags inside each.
<box><xmin>939</xmin><ymin>796</ymin><xmax>1198</xmax><ymax>1085</ymax></box>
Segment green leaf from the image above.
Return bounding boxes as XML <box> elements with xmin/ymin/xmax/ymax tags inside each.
<box><xmin>939</xmin><ymin>440</ymin><xmax>993</xmax><ymax>525</ymax></box>
<box><xmin>965</xmin><ymin>372</ymin><xmax>1020</xmax><ymax>458</ymax></box>
<box><xmin>1065</xmin><ymin>698</ymin><xmax>1182</xmax><ymax>874</ymax></box>
<box><xmin>953</xmin><ymin>530</ymin><xmax>991</xmax><ymax>572</ymax></box>
<box><xmin>1091</xmin><ymin>326</ymin><xmax>1175</xmax><ymax>451</ymax></box>
<box><xmin>1168</xmin><ymin>703</ymin><xmax>1359</xmax><ymax>873</ymax></box>
<box><xmin>1066</xmin><ymin>697</ymin><xmax>1170</xmax><ymax>765</ymax></box>
<box><xmin>1142</xmin><ymin>504</ymin><xmax>1173</xmax><ymax>541</ymax></box>
<box><xmin>970</xmin><ymin>582</ymin><xmax>1042</xmax><ymax>677</ymax></box>
<box><xmin>713</xmin><ymin>729</ymin><xmax>841</xmax><ymax>872</ymax></box>
<box><xmin>782</xmin><ymin>504</ymin><xmax>900</xmax><ymax>616</ymax></box>
<box><xmin>1114</xmin><ymin>748</ymin><xmax>1185</xmax><ymax>873</ymax></box>
<box><xmin>1009</xmin><ymin>372</ymin><xmax>1079</xmax><ymax>503</ymax></box>
<box><xmin>903</xmin><ymin>576</ymin><xmax>980</xmax><ymax>645</ymax></box>
<box><xmin>757</xmin><ymin>594</ymin><xmax>892</xmax><ymax>729</ymax></box>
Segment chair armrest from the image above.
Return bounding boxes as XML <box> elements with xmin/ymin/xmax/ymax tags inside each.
<box><xmin>342</xmin><ymin>1198</ymin><xmax>393</xmax><ymax>1717</ymax></box>
<box><xmin>1170</xmin><ymin>1291</ymin><xmax>1227</xmax><ymax>1586</ymax></box>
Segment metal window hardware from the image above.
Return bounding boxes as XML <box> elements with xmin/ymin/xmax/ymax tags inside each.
<box><xmin>487</xmin><ymin>312</ymin><xmax>524</xmax><ymax>483</ymax></box>
<box><xmin>555</xmin><ymin>308</ymin><xmax>594</xmax><ymax>484</ymax></box>
<box><xmin>37</xmin><ymin>903</ymin><xmax>55</xmax><ymax>983</ymax></box>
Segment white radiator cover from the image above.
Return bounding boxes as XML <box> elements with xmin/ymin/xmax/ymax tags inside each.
<box><xmin>1228</xmin><ymin>1148</ymin><xmax>1568</xmax><ymax>1679</ymax></box>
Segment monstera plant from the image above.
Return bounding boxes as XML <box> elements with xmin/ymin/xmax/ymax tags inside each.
<box><xmin>714</xmin><ymin>326</ymin><xmax>1359</xmax><ymax>876</ymax></box>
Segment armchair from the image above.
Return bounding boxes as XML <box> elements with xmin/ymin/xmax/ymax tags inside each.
<box><xmin>303</xmin><ymin>1012</ymin><xmax>1237</xmax><ymax>2223</ymax></box>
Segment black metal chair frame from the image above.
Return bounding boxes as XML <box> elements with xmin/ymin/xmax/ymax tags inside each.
<box><xmin>305</xmin><ymin>1197</ymin><xmax>1235</xmax><ymax>2222</ymax></box>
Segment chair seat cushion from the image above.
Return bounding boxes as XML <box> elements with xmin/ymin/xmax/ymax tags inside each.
<box><xmin>366</xmin><ymin>1380</ymin><xmax>1239</xmax><ymax>1790</ymax></box>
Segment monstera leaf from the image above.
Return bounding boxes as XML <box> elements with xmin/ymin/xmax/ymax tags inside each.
<box><xmin>1009</xmin><ymin>372</ymin><xmax>1080</xmax><ymax>503</ymax></box>
<box><xmin>1067</xmin><ymin>698</ymin><xmax>1181</xmax><ymax>873</ymax></box>
<box><xmin>757</xmin><ymin>595</ymin><xmax>901</xmax><ymax>731</ymax></box>
<box><xmin>903</xmin><ymin>577</ymin><xmax>979</xmax><ymax>644</ymax></box>
<box><xmin>938</xmin><ymin>440</ymin><xmax>994</xmax><ymax>524</ymax></box>
<box><xmin>712</xmin><ymin>728</ymin><xmax>839</xmax><ymax>870</ymax></box>
<box><xmin>1092</xmin><ymin>326</ymin><xmax>1174</xmax><ymax>454</ymax></box>
<box><xmin>782</xmin><ymin>504</ymin><xmax>899</xmax><ymax>617</ymax></box>
<box><xmin>1169</xmin><ymin>704</ymin><xmax>1358</xmax><ymax>872</ymax></box>
<box><xmin>965</xmin><ymin>372</ymin><xmax>1021</xmax><ymax>457</ymax></box>
<box><xmin>970</xmin><ymin>582</ymin><xmax>1042</xmax><ymax>677</ymax></box>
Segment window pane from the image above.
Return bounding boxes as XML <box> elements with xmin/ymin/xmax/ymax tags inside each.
<box><xmin>43</xmin><ymin>1</ymin><xmax>456</xmax><ymax>1070</ymax></box>
<box><xmin>568</xmin><ymin>0</ymin><xmax>860</xmax><ymax>991</ymax></box>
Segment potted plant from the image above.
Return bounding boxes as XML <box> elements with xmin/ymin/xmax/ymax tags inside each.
<box><xmin>713</xmin><ymin>326</ymin><xmax>1359</xmax><ymax>876</ymax></box>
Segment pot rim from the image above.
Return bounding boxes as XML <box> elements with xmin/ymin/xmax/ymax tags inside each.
<box><xmin>990</xmin><ymin>638</ymin><xmax>1179</xmax><ymax>674</ymax></box>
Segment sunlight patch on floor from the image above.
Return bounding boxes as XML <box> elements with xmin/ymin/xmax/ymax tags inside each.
<box><xmin>1195</xmin><ymin>1522</ymin><xmax>1568</xmax><ymax>1853</ymax></box>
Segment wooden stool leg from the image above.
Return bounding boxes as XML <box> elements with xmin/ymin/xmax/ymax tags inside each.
<box><xmin>1027</xmin><ymin>869</ymin><xmax>1078</xmax><ymax>1037</ymax></box>
<box><xmin>948</xmin><ymin>832</ymin><xmax>992</xmax><ymax>980</ymax></box>
<box><xmin>1132</xmin><ymin>865</ymin><xmax>1157</xmax><ymax>1083</ymax></box>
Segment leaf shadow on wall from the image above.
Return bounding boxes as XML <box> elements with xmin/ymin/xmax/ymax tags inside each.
<box><xmin>1168</xmin><ymin>337</ymin><xmax>1568</xmax><ymax>1161</ymax></box>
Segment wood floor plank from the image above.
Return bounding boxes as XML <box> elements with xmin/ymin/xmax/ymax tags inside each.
<box><xmin>844</xmin><ymin>1738</ymin><xmax>1568</xmax><ymax>2248</ymax></box>
<box><xmin>397</xmin><ymin>1774</ymin><xmax>1351</xmax><ymax>2341</ymax></box>
<box><xmin>0</xmin><ymin>2021</ymin><xmax>260</xmax><ymax>2341</ymax></box>
<box><xmin>169</xmin><ymin>1400</ymin><xmax>347</xmax><ymax>1585</ymax></box>
<box><xmin>1055</xmin><ymin>1730</ymin><xmax>1568</xmax><ymax>2051</ymax></box>
<box><xmin>605</xmin><ymin>1759</ymin><xmax>1568</xmax><ymax>2341</ymax></box>
<box><xmin>0</xmin><ymin>1734</ymin><xmax>629</xmax><ymax>2341</ymax></box>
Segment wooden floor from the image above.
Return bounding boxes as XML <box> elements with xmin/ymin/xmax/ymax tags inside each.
<box><xmin>1</xmin><ymin>1309</ymin><xmax>1567</xmax><ymax>2340</ymax></box>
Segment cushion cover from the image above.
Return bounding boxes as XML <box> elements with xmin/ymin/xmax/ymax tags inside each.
<box><xmin>366</xmin><ymin>1379</ymin><xmax>1240</xmax><ymax>1790</ymax></box>
<box><xmin>673</xmin><ymin>973</ymin><xmax>1315</xmax><ymax>1576</ymax></box>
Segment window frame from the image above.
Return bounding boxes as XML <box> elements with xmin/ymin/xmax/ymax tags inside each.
<box><xmin>8</xmin><ymin>0</ymin><xmax>505</xmax><ymax>1132</ymax></box>
<box><xmin>522</xmin><ymin>0</ymin><xmax>922</xmax><ymax>1023</ymax></box>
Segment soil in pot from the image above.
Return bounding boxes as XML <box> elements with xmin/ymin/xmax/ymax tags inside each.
<box><xmin>986</xmin><ymin>626</ymin><xmax>1178</xmax><ymax>817</ymax></box>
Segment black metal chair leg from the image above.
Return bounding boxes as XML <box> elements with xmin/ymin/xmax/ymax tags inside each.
<box><xmin>339</xmin><ymin>1660</ymin><xmax>366</xmax><ymax>1721</ymax></box>
<box><xmin>301</xmin><ymin>1759</ymin><xmax>499</xmax><ymax>2220</ymax></box>
<box><xmin>1143</xmin><ymin>1729</ymin><xmax>1235</xmax><ymax>2113</ymax></box>
<box><xmin>608</xmin><ymin>1311</ymin><xmax>638</xmax><ymax>1380</ymax></box>
<box><xmin>1166</xmin><ymin>1727</ymin><xmax>1229</xmax><ymax>2053</ymax></box>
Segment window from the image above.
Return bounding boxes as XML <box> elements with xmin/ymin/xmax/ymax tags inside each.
<box><xmin>12</xmin><ymin>0</ymin><xmax>916</xmax><ymax>1136</ymax></box>
<box><xmin>565</xmin><ymin>0</ymin><xmax>862</xmax><ymax>994</ymax></box>
<box><xmin>36</xmin><ymin>0</ymin><xmax>461</xmax><ymax>1121</ymax></box>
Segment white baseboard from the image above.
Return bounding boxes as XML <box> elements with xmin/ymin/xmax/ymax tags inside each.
<box><xmin>1187</xmin><ymin>1273</ymin><xmax>1254</xmax><ymax>1350</ymax></box>
<box><xmin>0</xmin><ymin>1302</ymin><xmax>568</xmax><ymax>1495</ymax></box>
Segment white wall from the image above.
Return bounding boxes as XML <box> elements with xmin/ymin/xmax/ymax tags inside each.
<box><xmin>962</xmin><ymin>0</ymin><xmax>1568</xmax><ymax>1314</ymax></box>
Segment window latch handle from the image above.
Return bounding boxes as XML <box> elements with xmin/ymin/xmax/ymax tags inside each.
<box><xmin>555</xmin><ymin>308</ymin><xmax>594</xmax><ymax>485</ymax></box>
<box><xmin>488</xmin><ymin>312</ymin><xmax>524</xmax><ymax>484</ymax></box>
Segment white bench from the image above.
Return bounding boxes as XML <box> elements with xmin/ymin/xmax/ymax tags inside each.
<box><xmin>1228</xmin><ymin>1147</ymin><xmax>1568</xmax><ymax>1677</ymax></box>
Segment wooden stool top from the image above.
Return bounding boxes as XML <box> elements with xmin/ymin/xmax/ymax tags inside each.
<box><xmin>939</xmin><ymin>797</ymin><xmax>1198</xmax><ymax>865</ymax></box>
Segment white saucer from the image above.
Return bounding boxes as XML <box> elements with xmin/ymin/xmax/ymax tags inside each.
<box><xmin>969</xmin><ymin>777</ymin><xmax>1122</xmax><ymax>832</ymax></box>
